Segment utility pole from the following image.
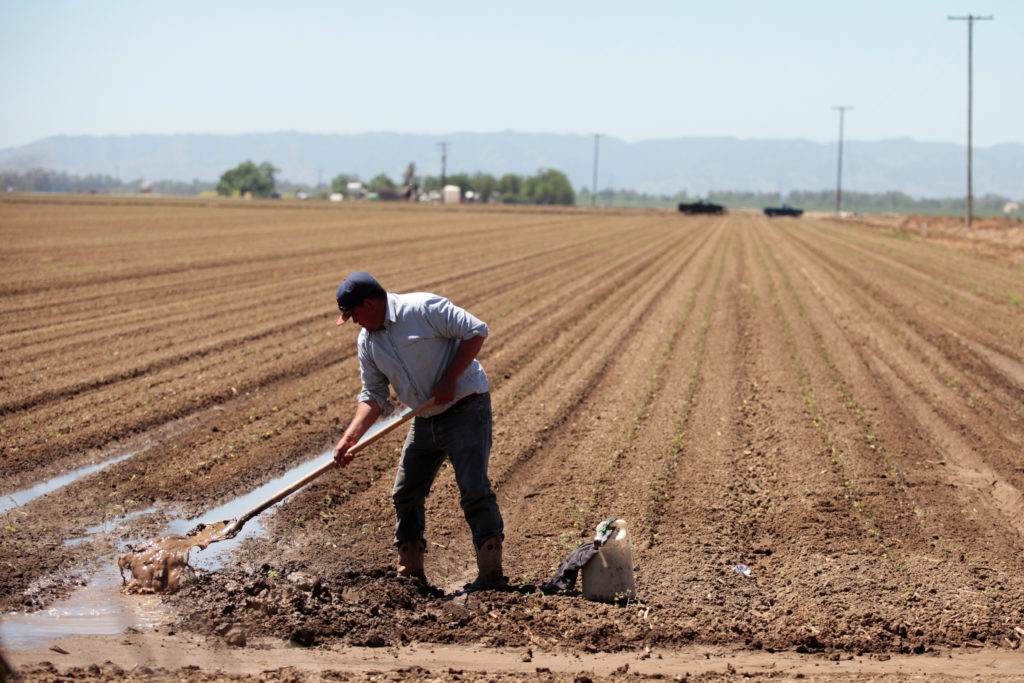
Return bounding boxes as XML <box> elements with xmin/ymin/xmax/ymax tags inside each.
<box><xmin>591</xmin><ymin>133</ymin><xmax>600</xmax><ymax>207</ymax></box>
<box><xmin>949</xmin><ymin>14</ymin><xmax>993</xmax><ymax>229</ymax></box>
<box><xmin>832</xmin><ymin>106</ymin><xmax>853</xmax><ymax>215</ymax></box>
<box><xmin>438</xmin><ymin>141</ymin><xmax>450</xmax><ymax>188</ymax></box>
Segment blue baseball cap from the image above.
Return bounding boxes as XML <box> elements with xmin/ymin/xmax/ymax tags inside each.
<box><xmin>335</xmin><ymin>271</ymin><xmax>385</xmax><ymax>325</ymax></box>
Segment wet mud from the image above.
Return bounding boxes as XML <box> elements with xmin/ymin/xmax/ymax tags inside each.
<box><xmin>117</xmin><ymin>522</ymin><xmax>230</xmax><ymax>594</ymax></box>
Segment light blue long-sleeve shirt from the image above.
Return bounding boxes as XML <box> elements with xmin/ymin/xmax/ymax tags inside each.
<box><xmin>356</xmin><ymin>292</ymin><xmax>490</xmax><ymax>418</ymax></box>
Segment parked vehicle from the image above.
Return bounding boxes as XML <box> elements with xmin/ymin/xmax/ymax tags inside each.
<box><xmin>763</xmin><ymin>205</ymin><xmax>804</xmax><ymax>217</ymax></box>
<box><xmin>678</xmin><ymin>200</ymin><xmax>726</xmax><ymax>215</ymax></box>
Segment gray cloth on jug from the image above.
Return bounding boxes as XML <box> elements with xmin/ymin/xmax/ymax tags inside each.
<box><xmin>542</xmin><ymin>541</ymin><xmax>600</xmax><ymax>593</ymax></box>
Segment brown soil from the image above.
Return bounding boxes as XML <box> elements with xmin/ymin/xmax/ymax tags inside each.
<box><xmin>2</xmin><ymin>196</ymin><xmax>1023</xmax><ymax>681</ymax></box>
<box><xmin>839</xmin><ymin>211</ymin><xmax>1024</xmax><ymax>264</ymax></box>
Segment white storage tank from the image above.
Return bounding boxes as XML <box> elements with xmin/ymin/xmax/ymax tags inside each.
<box><xmin>443</xmin><ymin>185</ymin><xmax>461</xmax><ymax>204</ymax></box>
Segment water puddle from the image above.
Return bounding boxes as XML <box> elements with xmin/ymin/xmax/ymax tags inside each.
<box><xmin>141</xmin><ymin>408</ymin><xmax>409</xmax><ymax>573</ymax></box>
<box><xmin>63</xmin><ymin>508</ymin><xmax>158</xmax><ymax>547</ymax></box>
<box><xmin>163</xmin><ymin>454</ymin><xmax>333</xmax><ymax>569</ymax></box>
<box><xmin>0</xmin><ymin>410</ymin><xmax>408</xmax><ymax>649</ymax></box>
<box><xmin>1</xmin><ymin>505</ymin><xmax>170</xmax><ymax>649</ymax></box>
<box><xmin>0</xmin><ymin>559</ymin><xmax>172</xmax><ymax>650</ymax></box>
<box><xmin>1</xmin><ymin>452</ymin><xmax>136</xmax><ymax>515</ymax></box>
<box><xmin>0</xmin><ymin>456</ymin><xmax>332</xmax><ymax>650</ymax></box>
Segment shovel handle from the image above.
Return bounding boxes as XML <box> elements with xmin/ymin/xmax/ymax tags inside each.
<box><xmin>226</xmin><ymin>398</ymin><xmax>435</xmax><ymax>534</ymax></box>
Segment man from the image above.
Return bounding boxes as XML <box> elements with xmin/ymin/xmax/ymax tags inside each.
<box><xmin>332</xmin><ymin>271</ymin><xmax>506</xmax><ymax>588</ymax></box>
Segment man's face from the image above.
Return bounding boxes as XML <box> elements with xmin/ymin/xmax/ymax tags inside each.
<box><xmin>341</xmin><ymin>297</ymin><xmax>385</xmax><ymax>331</ymax></box>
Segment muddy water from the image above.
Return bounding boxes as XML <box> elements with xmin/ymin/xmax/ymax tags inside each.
<box><xmin>1</xmin><ymin>452</ymin><xmax>335</xmax><ymax>647</ymax></box>
<box><xmin>0</xmin><ymin>452</ymin><xmax>135</xmax><ymax>514</ymax></box>
<box><xmin>0</xmin><ymin>411</ymin><xmax>409</xmax><ymax>649</ymax></box>
<box><xmin>118</xmin><ymin>407</ymin><xmax>409</xmax><ymax>591</ymax></box>
<box><xmin>114</xmin><ymin>448</ymin><xmax>340</xmax><ymax>593</ymax></box>
<box><xmin>157</xmin><ymin>451</ymin><xmax>332</xmax><ymax>570</ymax></box>
<box><xmin>117</xmin><ymin>522</ymin><xmax>230</xmax><ymax>594</ymax></box>
<box><xmin>0</xmin><ymin>561</ymin><xmax>172</xmax><ymax>650</ymax></box>
<box><xmin>64</xmin><ymin>507</ymin><xmax>156</xmax><ymax>547</ymax></box>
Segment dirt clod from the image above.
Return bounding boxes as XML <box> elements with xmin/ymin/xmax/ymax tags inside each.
<box><xmin>225</xmin><ymin>628</ymin><xmax>246</xmax><ymax>648</ymax></box>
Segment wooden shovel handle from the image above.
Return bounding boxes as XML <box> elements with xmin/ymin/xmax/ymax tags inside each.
<box><xmin>227</xmin><ymin>398</ymin><xmax>435</xmax><ymax>533</ymax></box>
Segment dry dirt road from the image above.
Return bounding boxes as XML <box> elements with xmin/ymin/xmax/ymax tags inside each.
<box><xmin>1</xmin><ymin>196</ymin><xmax>1023</xmax><ymax>681</ymax></box>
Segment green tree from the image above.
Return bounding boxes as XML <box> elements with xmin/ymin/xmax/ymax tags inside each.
<box><xmin>369</xmin><ymin>173</ymin><xmax>395</xmax><ymax>191</ymax></box>
<box><xmin>523</xmin><ymin>169</ymin><xmax>575</xmax><ymax>205</ymax></box>
<box><xmin>497</xmin><ymin>173</ymin><xmax>523</xmax><ymax>202</ymax></box>
<box><xmin>470</xmin><ymin>173</ymin><xmax>498</xmax><ymax>203</ymax></box>
<box><xmin>216</xmin><ymin>160</ymin><xmax>278</xmax><ymax>197</ymax></box>
<box><xmin>445</xmin><ymin>173</ymin><xmax>472</xmax><ymax>193</ymax></box>
<box><xmin>330</xmin><ymin>173</ymin><xmax>357</xmax><ymax>194</ymax></box>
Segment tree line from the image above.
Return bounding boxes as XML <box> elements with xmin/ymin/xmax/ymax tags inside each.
<box><xmin>3</xmin><ymin>166</ymin><xmax>1017</xmax><ymax>216</ymax></box>
<box><xmin>0</xmin><ymin>168</ymin><xmax>215</xmax><ymax>195</ymax></box>
<box><xmin>0</xmin><ymin>163</ymin><xmax>573</xmax><ymax>206</ymax></box>
<box><xmin>216</xmin><ymin>161</ymin><xmax>576</xmax><ymax>206</ymax></box>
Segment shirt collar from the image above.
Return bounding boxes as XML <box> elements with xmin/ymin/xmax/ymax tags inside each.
<box><xmin>375</xmin><ymin>292</ymin><xmax>398</xmax><ymax>332</ymax></box>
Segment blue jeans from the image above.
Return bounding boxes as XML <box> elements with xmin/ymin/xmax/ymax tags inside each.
<box><xmin>392</xmin><ymin>392</ymin><xmax>504</xmax><ymax>548</ymax></box>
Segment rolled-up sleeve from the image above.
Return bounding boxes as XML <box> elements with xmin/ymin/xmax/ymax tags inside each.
<box><xmin>354</xmin><ymin>292</ymin><xmax>490</xmax><ymax>416</ymax></box>
<box><xmin>425</xmin><ymin>296</ymin><xmax>488</xmax><ymax>340</ymax></box>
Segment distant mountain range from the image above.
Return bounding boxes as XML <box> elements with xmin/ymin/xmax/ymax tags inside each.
<box><xmin>1</xmin><ymin>131</ymin><xmax>1021</xmax><ymax>199</ymax></box>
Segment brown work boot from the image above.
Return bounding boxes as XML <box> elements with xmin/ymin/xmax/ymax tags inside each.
<box><xmin>469</xmin><ymin>535</ymin><xmax>508</xmax><ymax>589</ymax></box>
<box><xmin>396</xmin><ymin>539</ymin><xmax>426</xmax><ymax>581</ymax></box>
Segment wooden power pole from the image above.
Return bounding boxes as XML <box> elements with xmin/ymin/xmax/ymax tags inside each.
<box><xmin>832</xmin><ymin>106</ymin><xmax>853</xmax><ymax>215</ymax></box>
<box><xmin>948</xmin><ymin>14</ymin><xmax>993</xmax><ymax>229</ymax></box>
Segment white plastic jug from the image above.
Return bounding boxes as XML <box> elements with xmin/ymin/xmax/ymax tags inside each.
<box><xmin>581</xmin><ymin>518</ymin><xmax>636</xmax><ymax>602</ymax></box>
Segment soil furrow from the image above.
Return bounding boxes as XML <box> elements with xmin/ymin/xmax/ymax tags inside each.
<box><xmin>4</xmin><ymin>198</ymin><xmax>1024</xmax><ymax>671</ymax></box>
<box><xmin>780</xmin><ymin>221</ymin><xmax>1024</xmax><ymax>426</ymax></box>
<box><xmin>262</xmin><ymin>218</ymin><xmax>714</xmax><ymax>586</ymax></box>
<box><xmin>492</xmin><ymin>219</ymin><xmax>727</xmax><ymax>577</ymax></box>
<box><xmin>785</xmin><ymin>220</ymin><xmax>1023</xmax><ymax>371</ymax></box>
<box><xmin>773</xmin><ymin>222</ymin><xmax>1024</xmax><ymax>510</ymax></box>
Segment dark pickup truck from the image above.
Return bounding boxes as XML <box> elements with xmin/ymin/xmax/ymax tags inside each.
<box><xmin>678</xmin><ymin>200</ymin><xmax>726</xmax><ymax>215</ymax></box>
<box><xmin>763</xmin><ymin>205</ymin><xmax>804</xmax><ymax>217</ymax></box>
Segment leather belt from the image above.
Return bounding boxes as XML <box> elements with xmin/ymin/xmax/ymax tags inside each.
<box><xmin>450</xmin><ymin>392</ymin><xmax>482</xmax><ymax>409</ymax></box>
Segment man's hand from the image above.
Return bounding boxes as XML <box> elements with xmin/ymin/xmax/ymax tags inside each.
<box><xmin>432</xmin><ymin>335</ymin><xmax>484</xmax><ymax>405</ymax></box>
<box><xmin>334</xmin><ymin>400</ymin><xmax>382</xmax><ymax>467</ymax></box>
<box><xmin>333</xmin><ymin>433</ymin><xmax>360</xmax><ymax>468</ymax></box>
<box><xmin>431</xmin><ymin>376</ymin><xmax>457</xmax><ymax>405</ymax></box>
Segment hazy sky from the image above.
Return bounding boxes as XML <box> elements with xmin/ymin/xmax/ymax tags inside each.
<box><xmin>1</xmin><ymin>0</ymin><xmax>1020</xmax><ymax>150</ymax></box>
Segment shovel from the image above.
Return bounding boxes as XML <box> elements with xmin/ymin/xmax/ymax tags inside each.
<box><xmin>216</xmin><ymin>398</ymin><xmax>435</xmax><ymax>540</ymax></box>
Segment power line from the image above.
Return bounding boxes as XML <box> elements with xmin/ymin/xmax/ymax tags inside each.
<box><xmin>831</xmin><ymin>106</ymin><xmax>853</xmax><ymax>215</ymax></box>
<box><xmin>948</xmin><ymin>14</ymin><xmax>993</xmax><ymax>229</ymax></box>
<box><xmin>591</xmin><ymin>133</ymin><xmax>600</xmax><ymax>207</ymax></box>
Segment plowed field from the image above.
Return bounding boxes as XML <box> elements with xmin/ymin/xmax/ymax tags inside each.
<box><xmin>2</xmin><ymin>195</ymin><xmax>1024</xmax><ymax>681</ymax></box>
